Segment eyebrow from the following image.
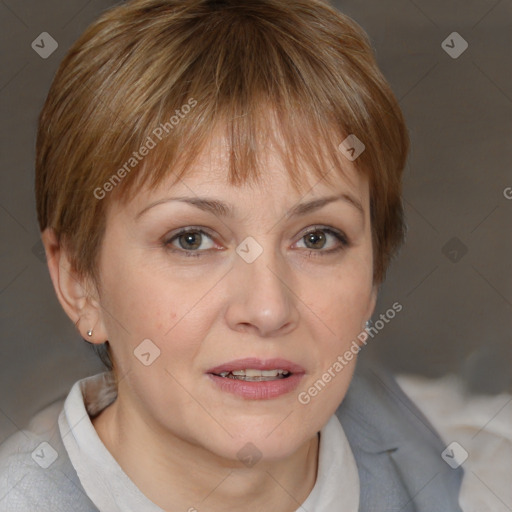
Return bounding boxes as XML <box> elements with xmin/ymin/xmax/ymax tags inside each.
<box><xmin>135</xmin><ymin>193</ymin><xmax>364</xmax><ymax>221</ymax></box>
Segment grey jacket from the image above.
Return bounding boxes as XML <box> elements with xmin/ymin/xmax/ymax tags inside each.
<box><xmin>337</xmin><ymin>356</ymin><xmax>463</xmax><ymax>511</ymax></box>
<box><xmin>0</xmin><ymin>357</ymin><xmax>463</xmax><ymax>511</ymax></box>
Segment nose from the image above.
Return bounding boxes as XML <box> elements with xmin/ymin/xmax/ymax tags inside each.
<box><xmin>224</xmin><ymin>243</ymin><xmax>300</xmax><ymax>338</ymax></box>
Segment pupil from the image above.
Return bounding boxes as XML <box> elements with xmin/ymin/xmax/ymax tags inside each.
<box><xmin>305</xmin><ymin>231</ymin><xmax>325</xmax><ymax>249</ymax></box>
<box><xmin>180</xmin><ymin>232</ymin><xmax>201</xmax><ymax>250</ymax></box>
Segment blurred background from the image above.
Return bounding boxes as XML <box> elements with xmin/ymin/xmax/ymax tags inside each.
<box><xmin>0</xmin><ymin>0</ymin><xmax>510</xmax><ymax>459</ymax></box>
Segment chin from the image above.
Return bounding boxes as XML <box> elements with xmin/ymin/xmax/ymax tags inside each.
<box><xmin>204</xmin><ymin>418</ymin><xmax>316</xmax><ymax>465</ymax></box>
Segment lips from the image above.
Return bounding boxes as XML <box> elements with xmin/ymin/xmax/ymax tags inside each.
<box><xmin>206</xmin><ymin>358</ymin><xmax>306</xmax><ymax>376</ymax></box>
<box><xmin>206</xmin><ymin>358</ymin><xmax>306</xmax><ymax>399</ymax></box>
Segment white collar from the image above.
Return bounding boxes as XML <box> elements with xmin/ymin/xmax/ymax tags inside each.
<box><xmin>59</xmin><ymin>372</ymin><xmax>359</xmax><ymax>512</ymax></box>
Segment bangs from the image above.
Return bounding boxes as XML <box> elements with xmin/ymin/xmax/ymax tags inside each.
<box><xmin>114</xmin><ymin>104</ymin><xmax>353</xmax><ymax>207</ymax></box>
<box><xmin>101</xmin><ymin>3</ymin><xmax>374</xmax><ymax>206</ymax></box>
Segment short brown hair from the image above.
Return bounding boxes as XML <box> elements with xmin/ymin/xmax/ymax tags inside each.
<box><xmin>36</xmin><ymin>0</ymin><xmax>409</xmax><ymax>340</ymax></box>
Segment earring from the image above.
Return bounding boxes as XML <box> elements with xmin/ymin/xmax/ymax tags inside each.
<box><xmin>87</xmin><ymin>329</ymin><xmax>93</xmax><ymax>337</ymax></box>
<box><xmin>365</xmin><ymin>320</ymin><xmax>372</xmax><ymax>329</ymax></box>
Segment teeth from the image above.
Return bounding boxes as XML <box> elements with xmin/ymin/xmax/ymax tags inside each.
<box><xmin>216</xmin><ymin>369</ymin><xmax>291</xmax><ymax>380</ymax></box>
<box><xmin>231</xmin><ymin>369</ymin><xmax>288</xmax><ymax>377</ymax></box>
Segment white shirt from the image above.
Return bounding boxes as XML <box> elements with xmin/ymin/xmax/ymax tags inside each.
<box><xmin>397</xmin><ymin>374</ymin><xmax>512</xmax><ymax>512</ymax></box>
<box><xmin>0</xmin><ymin>372</ymin><xmax>360</xmax><ymax>512</ymax></box>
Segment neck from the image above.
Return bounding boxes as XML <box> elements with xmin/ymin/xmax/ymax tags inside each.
<box><xmin>92</xmin><ymin>393</ymin><xmax>320</xmax><ymax>512</ymax></box>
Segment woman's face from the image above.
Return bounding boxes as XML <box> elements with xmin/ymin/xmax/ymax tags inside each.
<box><xmin>93</xmin><ymin>132</ymin><xmax>376</xmax><ymax>462</ymax></box>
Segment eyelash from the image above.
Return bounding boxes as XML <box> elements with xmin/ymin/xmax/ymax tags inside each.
<box><xmin>163</xmin><ymin>226</ymin><xmax>350</xmax><ymax>259</ymax></box>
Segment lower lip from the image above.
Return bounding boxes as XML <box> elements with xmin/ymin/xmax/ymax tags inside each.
<box><xmin>207</xmin><ymin>373</ymin><xmax>304</xmax><ymax>400</ymax></box>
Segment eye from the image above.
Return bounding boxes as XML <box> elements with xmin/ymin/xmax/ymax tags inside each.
<box><xmin>295</xmin><ymin>226</ymin><xmax>350</xmax><ymax>256</ymax></box>
<box><xmin>163</xmin><ymin>225</ymin><xmax>350</xmax><ymax>259</ymax></box>
<box><xmin>163</xmin><ymin>227</ymin><xmax>217</xmax><ymax>257</ymax></box>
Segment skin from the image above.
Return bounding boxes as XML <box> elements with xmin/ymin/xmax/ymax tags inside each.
<box><xmin>43</xmin><ymin>129</ymin><xmax>377</xmax><ymax>512</ymax></box>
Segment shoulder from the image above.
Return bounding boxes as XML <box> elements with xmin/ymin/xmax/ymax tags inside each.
<box><xmin>337</xmin><ymin>354</ymin><xmax>447</xmax><ymax>447</ymax></box>
<box><xmin>336</xmin><ymin>355</ymin><xmax>464</xmax><ymax>511</ymax></box>
<box><xmin>0</xmin><ymin>400</ymin><xmax>97</xmax><ymax>512</ymax></box>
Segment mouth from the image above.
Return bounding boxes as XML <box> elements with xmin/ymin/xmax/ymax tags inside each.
<box><xmin>213</xmin><ymin>369</ymin><xmax>291</xmax><ymax>381</ymax></box>
<box><xmin>206</xmin><ymin>358</ymin><xmax>305</xmax><ymax>400</ymax></box>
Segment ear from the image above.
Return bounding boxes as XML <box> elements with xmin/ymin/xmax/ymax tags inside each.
<box><xmin>41</xmin><ymin>228</ymin><xmax>108</xmax><ymax>345</ymax></box>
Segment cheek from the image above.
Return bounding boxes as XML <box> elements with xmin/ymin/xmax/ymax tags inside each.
<box><xmin>97</xmin><ymin>266</ymin><xmax>172</xmax><ymax>367</ymax></box>
<box><xmin>301</xmin><ymin>258</ymin><xmax>373</xmax><ymax>406</ymax></box>
<box><xmin>102</xmin><ymin>245</ymin><xmax>208</xmax><ymax>327</ymax></box>
<box><xmin>102</xmin><ymin>273</ymin><xmax>168</xmax><ymax>331</ymax></box>
<box><xmin>312</xmin><ymin>259</ymin><xmax>373</xmax><ymax>333</ymax></box>
<box><xmin>100</xmin><ymin>263</ymin><xmax>216</xmax><ymax>367</ymax></box>
<box><xmin>297</xmin><ymin>271</ymin><xmax>369</xmax><ymax>419</ymax></box>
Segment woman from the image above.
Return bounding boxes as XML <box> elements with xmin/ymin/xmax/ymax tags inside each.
<box><xmin>0</xmin><ymin>0</ymin><xmax>463</xmax><ymax>510</ymax></box>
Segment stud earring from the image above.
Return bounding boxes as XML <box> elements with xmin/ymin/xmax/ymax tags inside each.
<box><xmin>87</xmin><ymin>329</ymin><xmax>93</xmax><ymax>337</ymax></box>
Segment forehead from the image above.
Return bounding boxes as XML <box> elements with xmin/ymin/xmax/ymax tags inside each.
<box><xmin>139</xmin><ymin>125</ymin><xmax>365</xmax><ymax>204</ymax></box>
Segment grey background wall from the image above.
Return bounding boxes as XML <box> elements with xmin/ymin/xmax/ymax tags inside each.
<box><xmin>1</xmin><ymin>0</ymin><xmax>511</xmax><ymax>444</ymax></box>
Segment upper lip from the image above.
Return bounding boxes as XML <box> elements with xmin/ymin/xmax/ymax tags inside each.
<box><xmin>207</xmin><ymin>358</ymin><xmax>305</xmax><ymax>375</ymax></box>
